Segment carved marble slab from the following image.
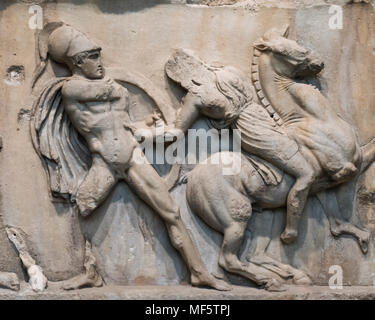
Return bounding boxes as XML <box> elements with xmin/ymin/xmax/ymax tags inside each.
<box><xmin>0</xmin><ymin>0</ymin><xmax>374</xmax><ymax>298</ymax></box>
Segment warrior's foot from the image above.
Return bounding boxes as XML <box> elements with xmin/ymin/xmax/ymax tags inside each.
<box><xmin>280</xmin><ymin>229</ymin><xmax>298</xmax><ymax>244</ymax></box>
<box><xmin>191</xmin><ymin>272</ymin><xmax>231</xmax><ymax>291</ymax></box>
<box><xmin>62</xmin><ymin>270</ymin><xmax>103</xmax><ymax>291</ymax></box>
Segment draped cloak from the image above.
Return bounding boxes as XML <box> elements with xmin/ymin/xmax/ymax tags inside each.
<box><xmin>31</xmin><ymin>77</ymin><xmax>92</xmax><ymax>202</ymax></box>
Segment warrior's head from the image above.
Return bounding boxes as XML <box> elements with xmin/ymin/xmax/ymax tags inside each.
<box><xmin>48</xmin><ymin>24</ymin><xmax>104</xmax><ymax>79</ymax></box>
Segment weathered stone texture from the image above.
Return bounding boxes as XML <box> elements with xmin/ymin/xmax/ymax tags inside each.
<box><xmin>0</xmin><ymin>0</ymin><xmax>375</xmax><ymax>298</ymax></box>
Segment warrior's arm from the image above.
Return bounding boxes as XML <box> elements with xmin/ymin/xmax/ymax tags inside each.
<box><xmin>174</xmin><ymin>92</ymin><xmax>201</xmax><ymax>133</ymax></box>
<box><xmin>62</xmin><ymin>79</ymin><xmax>116</xmax><ymax>102</ymax></box>
<box><xmin>62</xmin><ymin>98</ymin><xmax>93</xmax><ymax>133</ymax></box>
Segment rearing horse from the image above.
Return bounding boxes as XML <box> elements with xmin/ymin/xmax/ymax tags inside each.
<box><xmin>166</xmin><ymin>26</ymin><xmax>375</xmax><ymax>290</ymax></box>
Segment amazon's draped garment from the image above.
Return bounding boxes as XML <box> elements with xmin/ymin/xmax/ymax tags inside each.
<box><xmin>165</xmin><ymin>49</ymin><xmax>298</xmax><ymax>185</ymax></box>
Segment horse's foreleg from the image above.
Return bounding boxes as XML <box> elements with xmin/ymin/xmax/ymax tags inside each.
<box><xmin>317</xmin><ymin>191</ymin><xmax>370</xmax><ymax>254</ymax></box>
<box><xmin>329</xmin><ymin>219</ymin><xmax>369</xmax><ymax>254</ymax></box>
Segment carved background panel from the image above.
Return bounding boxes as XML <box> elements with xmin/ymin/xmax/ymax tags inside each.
<box><xmin>0</xmin><ymin>0</ymin><xmax>374</xmax><ymax>291</ymax></box>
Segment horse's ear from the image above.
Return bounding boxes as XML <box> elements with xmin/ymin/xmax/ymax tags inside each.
<box><xmin>253</xmin><ymin>39</ymin><xmax>270</xmax><ymax>51</ymax></box>
<box><xmin>281</xmin><ymin>24</ymin><xmax>290</xmax><ymax>38</ymax></box>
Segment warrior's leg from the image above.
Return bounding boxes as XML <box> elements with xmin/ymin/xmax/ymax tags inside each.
<box><xmin>242</xmin><ymin>144</ymin><xmax>317</xmax><ymax>243</ymax></box>
<box><xmin>238</xmin><ymin>118</ymin><xmax>319</xmax><ymax>243</ymax></box>
<box><xmin>125</xmin><ymin>160</ymin><xmax>230</xmax><ymax>291</ymax></box>
<box><xmin>76</xmin><ymin>155</ymin><xmax>118</xmax><ymax>217</ymax></box>
<box><xmin>63</xmin><ymin>156</ymin><xmax>116</xmax><ymax>290</ymax></box>
<box><xmin>61</xmin><ymin>241</ymin><xmax>103</xmax><ymax>290</ymax></box>
<box><xmin>280</xmin><ymin>152</ymin><xmax>318</xmax><ymax>244</ymax></box>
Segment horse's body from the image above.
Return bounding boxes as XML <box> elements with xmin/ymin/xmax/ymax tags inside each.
<box><xmin>186</xmin><ymin>148</ymin><xmax>371</xmax><ymax>290</ymax></box>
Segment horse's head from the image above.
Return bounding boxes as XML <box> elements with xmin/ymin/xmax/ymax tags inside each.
<box><xmin>254</xmin><ymin>25</ymin><xmax>324</xmax><ymax>78</ymax></box>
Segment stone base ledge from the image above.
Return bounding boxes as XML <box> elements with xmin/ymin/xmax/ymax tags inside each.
<box><xmin>1</xmin><ymin>284</ymin><xmax>375</xmax><ymax>300</ymax></box>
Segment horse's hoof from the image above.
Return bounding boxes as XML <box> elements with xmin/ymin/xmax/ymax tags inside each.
<box><xmin>191</xmin><ymin>273</ymin><xmax>232</xmax><ymax>291</ymax></box>
<box><xmin>280</xmin><ymin>229</ymin><xmax>298</xmax><ymax>244</ymax></box>
<box><xmin>212</xmin><ymin>271</ymin><xmax>226</xmax><ymax>280</ymax></box>
<box><xmin>293</xmin><ymin>271</ymin><xmax>312</xmax><ymax>286</ymax></box>
<box><xmin>212</xmin><ymin>280</ymin><xmax>232</xmax><ymax>292</ymax></box>
<box><xmin>264</xmin><ymin>279</ymin><xmax>287</xmax><ymax>292</ymax></box>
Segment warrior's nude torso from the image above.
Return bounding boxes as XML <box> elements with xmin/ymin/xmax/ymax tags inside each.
<box><xmin>62</xmin><ymin>76</ymin><xmax>138</xmax><ymax>171</ymax></box>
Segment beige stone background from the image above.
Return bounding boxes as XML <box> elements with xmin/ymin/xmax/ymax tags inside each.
<box><xmin>0</xmin><ymin>0</ymin><xmax>375</xmax><ymax>287</ymax></box>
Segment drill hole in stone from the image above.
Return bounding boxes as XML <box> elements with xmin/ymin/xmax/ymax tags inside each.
<box><xmin>4</xmin><ymin>65</ymin><xmax>25</xmax><ymax>86</ymax></box>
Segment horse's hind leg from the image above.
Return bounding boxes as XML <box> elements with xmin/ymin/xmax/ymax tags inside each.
<box><xmin>218</xmin><ymin>220</ymin><xmax>248</xmax><ymax>273</ymax></box>
<box><xmin>248</xmin><ymin>212</ymin><xmax>311</xmax><ymax>285</ymax></box>
<box><xmin>217</xmin><ymin>196</ymin><xmax>285</xmax><ymax>291</ymax></box>
<box><xmin>219</xmin><ymin>222</ymin><xmax>285</xmax><ymax>291</ymax></box>
<box><xmin>251</xmin><ymin>254</ymin><xmax>311</xmax><ymax>285</ymax></box>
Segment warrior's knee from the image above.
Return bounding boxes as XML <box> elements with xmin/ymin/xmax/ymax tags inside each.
<box><xmin>76</xmin><ymin>196</ymin><xmax>98</xmax><ymax>218</ymax></box>
<box><xmin>305</xmin><ymin>166</ymin><xmax>317</xmax><ymax>181</ymax></box>
<box><xmin>163</xmin><ymin>207</ymin><xmax>181</xmax><ymax>225</ymax></box>
<box><xmin>167</xmin><ymin>213</ymin><xmax>181</xmax><ymax>226</ymax></box>
<box><xmin>79</xmin><ymin>208</ymin><xmax>94</xmax><ymax>218</ymax></box>
<box><xmin>332</xmin><ymin>162</ymin><xmax>358</xmax><ymax>182</ymax></box>
<box><xmin>297</xmin><ymin>167</ymin><xmax>317</xmax><ymax>190</ymax></box>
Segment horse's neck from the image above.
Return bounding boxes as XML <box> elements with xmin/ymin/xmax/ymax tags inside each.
<box><xmin>252</xmin><ymin>50</ymin><xmax>302</xmax><ymax>126</ymax></box>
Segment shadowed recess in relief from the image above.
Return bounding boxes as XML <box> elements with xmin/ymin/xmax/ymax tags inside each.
<box><xmin>3</xmin><ymin>0</ymin><xmax>173</xmax><ymax>12</ymax></box>
<box><xmin>1</xmin><ymin>0</ymin><xmax>373</xmax><ymax>11</ymax></box>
